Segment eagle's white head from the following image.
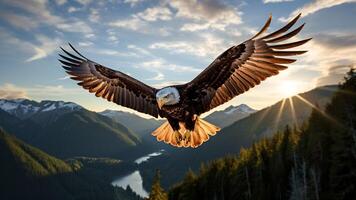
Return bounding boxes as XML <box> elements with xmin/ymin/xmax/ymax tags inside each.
<box><xmin>156</xmin><ymin>87</ymin><xmax>180</xmax><ymax>109</ymax></box>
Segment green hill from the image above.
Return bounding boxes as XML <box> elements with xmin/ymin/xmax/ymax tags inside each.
<box><xmin>168</xmin><ymin>70</ymin><xmax>356</xmax><ymax>200</ymax></box>
<box><xmin>0</xmin><ymin>108</ymin><xmax>142</xmax><ymax>159</ymax></box>
<box><xmin>33</xmin><ymin>109</ymin><xmax>141</xmax><ymax>159</ymax></box>
<box><xmin>0</xmin><ymin>129</ymin><xmax>142</xmax><ymax>200</ymax></box>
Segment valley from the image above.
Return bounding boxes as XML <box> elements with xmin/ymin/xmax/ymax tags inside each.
<box><xmin>0</xmin><ymin>84</ymin><xmax>348</xmax><ymax>199</ymax></box>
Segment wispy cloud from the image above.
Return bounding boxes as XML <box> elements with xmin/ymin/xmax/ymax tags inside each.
<box><xmin>280</xmin><ymin>0</ymin><xmax>356</xmax><ymax>21</ymax></box>
<box><xmin>146</xmin><ymin>72</ymin><xmax>165</xmax><ymax>81</ymax></box>
<box><xmin>136</xmin><ymin>6</ymin><xmax>173</xmax><ymax>21</ymax></box>
<box><xmin>0</xmin><ymin>83</ymin><xmax>28</xmax><ymax>99</ymax></box>
<box><xmin>1</xmin><ymin>0</ymin><xmax>93</xmax><ymax>34</ymax></box>
<box><xmin>316</xmin><ymin>64</ymin><xmax>354</xmax><ymax>86</ymax></box>
<box><xmin>26</xmin><ymin>35</ymin><xmax>62</xmax><ymax>62</ymax></box>
<box><xmin>0</xmin><ymin>29</ymin><xmax>62</xmax><ymax>62</ymax></box>
<box><xmin>149</xmin><ymin>33</ymin><xmax>226</xmax><ymax>57</ymax></box>
<box><xmin>124</xmin><ymin>0</ymin><xmax>146</xmax><ymax>7</ymax></box>
<box><xmin>140</xmin><ymin>59</ymin><xmax>201</xmax><ymax>73</ymax></box>
<box><xmin>109</xmin><ymin>16</ymin><xmax>147</xmax><ymax>31</ymax></box>
<box><xmin>78</xmin><ymin>41</ymin><xmax>93</xmax><ymax>47</ymax></box>
<box><xmin>55</xmin><ymin>0</ymin><xmax>67</xmax><ymax>6</ymax></box>
<box><xmin>75</xmin><ymin>0</ymin><xmax>92</xmax><ymax>6</ymax></box>
<box><xmin>0</xmin><ymin>12</ymin><xmax>38</xmax><ymax>30</ymax></box>
<box><xmin>168</xmin><ymin>0</ymin><xmax>242</xmax><ymax>31</ymax></box>
<box><xmin>296</xmin><ymin>32</ymin><xmax>356</xmax><ymax>86</ymax></box>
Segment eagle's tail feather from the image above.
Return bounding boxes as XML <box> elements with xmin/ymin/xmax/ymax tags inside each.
<box><xmin>151</xmin><ymin>117</ymin><xmax>220</xmax><ymax>148</ymax></box>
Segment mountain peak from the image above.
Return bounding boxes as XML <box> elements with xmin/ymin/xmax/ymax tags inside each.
<box><xmin>224</xmin><ymin>104</ymin><xmax>256</xmax><ymax>115</ymax></box>
<box><xmin>0</xmin><ymin>98</ymin><xmax>83</xmax><ymax>119</ymax></box>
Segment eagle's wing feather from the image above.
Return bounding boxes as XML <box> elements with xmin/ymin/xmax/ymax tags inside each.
<box><xmin>59</xmin><ymin>44</ymin><xmax>159</xmax><ymax>117</ymax></box>
<box><xmin>185</xmin><ymin>14</ymin><xmax>310</xmax><ymax>114</ymax></box>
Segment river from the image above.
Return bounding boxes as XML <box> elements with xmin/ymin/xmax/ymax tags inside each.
<box><xmin>111</xmin><ymin>149</ymin><xmax>164</xmax><ymax>198</ymax></box>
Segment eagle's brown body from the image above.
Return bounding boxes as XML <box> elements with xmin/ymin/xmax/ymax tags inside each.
<box><xmin>59</xmin><ymin>14</ymin><xmax>310</xmax><ymax>148</ymax></box>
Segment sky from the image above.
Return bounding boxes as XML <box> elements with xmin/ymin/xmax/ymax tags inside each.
<box><xmin>0</xmin><ymin>0</ymin><xmax>355</xmax><ymax>117</ymax></box>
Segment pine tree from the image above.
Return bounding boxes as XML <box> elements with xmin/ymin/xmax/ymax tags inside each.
<box><xmin>148</xmin><ymin>170</ymin><xmax>168</xmax><ymax>200</ymax></box>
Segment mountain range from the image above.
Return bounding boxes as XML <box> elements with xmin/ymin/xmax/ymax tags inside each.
<box><xmin>0</xmin><ymin>84</ymin><xmax>339</xmax><ymax>195</ymax></box>
<box><xmin>0</xmin><ymin>98</ymin><xmax>256</xmax><ymax>159</ymax></box>
<box><xmin>0</xmin><ymin>99</ymin><xmax>141</xmax><ymax>159</ymax></box>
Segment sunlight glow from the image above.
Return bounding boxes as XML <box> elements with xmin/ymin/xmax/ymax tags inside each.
<box><xmin>278</xmin><ymin>81</ymin><xmax>299</xmax><ymax>98</ymax></box>
<box><xmin>275</xmin><ymin>98</ymin><xmax>286</xmax><ymax>128</ymax></box>
<box><xmin>295</xmin><ymin>94</ymin><xmax>341</xmax><ymax>126</ymax></box>
<box><xmin>288</xmin><ymin>97</ymin><xmax>299</xmax><ymax>130</ymax></box>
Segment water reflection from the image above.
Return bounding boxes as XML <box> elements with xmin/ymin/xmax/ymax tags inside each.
<box><xmin>111</xmin><ymin>150</ymin><xmax>164</xmax><ymax>198</ymax></box>
<box><xmin>112</xmin><ymin>170</ymin><xmax>148</xmax><ymax>198</ymax></box>
<box><xmin>134</xmin><ymin>149</ymin><xmax>164</xmax><ymax>164</ymax></box>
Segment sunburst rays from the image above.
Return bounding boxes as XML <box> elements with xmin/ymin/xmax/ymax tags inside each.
<box><xmin>295</xmin><ymin>94</ymin><xmax>341</xmax><ymax>126</ymax></box>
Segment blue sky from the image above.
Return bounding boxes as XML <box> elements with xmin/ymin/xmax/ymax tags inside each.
<box><xmin>0</xmin><ymin>0</ymin><xmax>355</xmax><ymax>116</ymax></box>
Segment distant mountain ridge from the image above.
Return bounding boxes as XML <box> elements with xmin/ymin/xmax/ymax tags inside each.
<box><xmin>0</xmin><ymin>99</ymin><xmax>142</xmax><ymax>159</ymax></box>
<box><xmin>204</xmin><ymin>104</ymin><xmax>256</xmax><ymax>127</ymax></box>
<box><xmin>0</xmin><ymin>99</ymin><xmax>83</xmax><ymax>119</ymax></box>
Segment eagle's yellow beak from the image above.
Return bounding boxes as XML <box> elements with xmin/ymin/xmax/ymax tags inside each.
<box><xmin>157</xmin><ymin>99</ymin><xmax>164</xmax><ymax>109</ymax></box>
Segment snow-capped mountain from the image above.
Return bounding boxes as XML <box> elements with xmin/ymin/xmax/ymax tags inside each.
<box><xmin>204</xmin><ymin>104</ymin><xmax>256</xmax><ymax>128</ymax></box>
<box><xmin>223</xmin><ymin>104</ymin><xmax>256</xmax><ymax>115</ymax></box>
<box><xmin>0</xmin><ymin>99</ymin><xmax>83</xmax><ymax>119</ymax></box>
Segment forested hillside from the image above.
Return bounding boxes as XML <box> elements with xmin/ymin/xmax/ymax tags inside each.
<box><xmin>0</xmin><ymin>107</ymin><xmax>142</xmax><ymax>159</ymax></box>
<box><xmin>166</xmin><ymin>70</ymin><xmax>356</xmax><ymax>200</ymax></box>
<box><xmin>0</xmin><ymin>129</ymin><xmax>142</xmax><ymax>200</ymax></box>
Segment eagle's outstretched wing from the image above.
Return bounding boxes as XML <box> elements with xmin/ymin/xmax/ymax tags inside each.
<box><xmin>185</xmin><ymin>14</ymin><xmax>310</xmax><ymax>115</ymax></box>
<box><xmin>59</xmin><ymin>44</ymin><xmax>159</xmax><ymax>117</ymax></box>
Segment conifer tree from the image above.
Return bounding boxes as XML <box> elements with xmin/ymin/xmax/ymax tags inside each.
<box><xmin>148</xmin><ymin>170</ymin><xmax>168</xmax><ymax>200</ymax></box>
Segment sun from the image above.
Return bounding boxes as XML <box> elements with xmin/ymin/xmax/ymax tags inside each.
<box><xmin>278</xmin><ymin>81</ymin><xmax>299</xmax><ymax>97</ymax></box>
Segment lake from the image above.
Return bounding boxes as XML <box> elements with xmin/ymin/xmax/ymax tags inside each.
<box><xmin>111</xmin><ymin>149</ymin><xmax>164</xmax><ymax>198</ymax></box>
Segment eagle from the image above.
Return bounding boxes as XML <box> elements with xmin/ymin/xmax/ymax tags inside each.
<box><xmin>58</xmin><ymin>14</ymin><xmax>310</xmax><ymax>148</ymax></box>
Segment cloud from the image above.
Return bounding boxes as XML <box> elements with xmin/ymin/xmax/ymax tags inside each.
<box><xmin>55</xmin><ymin>0</ymin><xmax>67</xmax><ymax>5</ymax></box>
<box><xmin>109</xmin><ymin>16</ymin><xmax>147</xmax><ymax>31</ymax></box>
<box><xmin>149</xmin><ymin>33</ymin><xmax>226</xmax><ymax>57</ymax></box>
<box><xmin>168</xmin><ymin>0</ymin><xmax>242</xmax><ymax>31</ymax></box>
<box><xmin>140</xmin><ymin>59</ymin><xmax>201</xmax><ymax>73</ymax></box>
<box><xmin>78</xmin><ymin>41</ymin><xmax>93</xmax><ymax>47</ymax></box>
<box><xmin>263</xmin><ymin>0</ymin><xmax>293</xmax><ymax>3</ymax></box>
<box><xmin>0</xmin><ymin>84</ymin><xmax>81</xmax><ymax>99</ymax></box>
<box><xmin>75</xmin><ymin>0</ymin><xmax>92</xmax><ymax>5</ymax></box>
<box><xmin>26</xmin><ymin>35</ymin><xmax>62</xmax><ymax>62</ymax></box>
<box><xmin>136</xmin><ymin>6</ymin><xmax>173</xmax><ymax>21</ymax></box>
<box><xmin>105</xmin><ymin>29</ymin><xmax>119</xmax><ymax>44</ymax></box>
<box><xmin>1</xmin><ymin>0</ymin><xmax>93</xmax><ymax>34</ymax></box>
<box><xmin>280</xmin><ymin>0</ymin><xmax>356</xmax><ymax>21</ymax></box>
<box><xmin>89</xmin><ymin>8</ymin><xmax>100</xmax><ymax>23</ymax></box>
<box><xmin>0</xmin><ymin>12</ymin><xmax>39</xmax><ymax>30</ymax></box>
<box><xmin>316</xmin><ymin>64</ymin><xmax>354</xmax><ymax>86</ymax></box>
<box><xmin>127</xmin><ymin>44</ymin><xmax>152</xmax><ymax>56</ymax></box>
<box><xmin>296</xmin><ymin>32</ymin><xmax>356</xmax><ymax>86</ymax></box>
<box><xmin>68</xmin><ymin>6</ymin><xmax>80</xmax><ymax>13</ymax></box>
<box><xmin>0</xmin><ymin>83</ymin><xmax>28</xmax><ymax>99</ymax></box>
<box><xmin>95</xmin><ymin>49</ymin><xmax>138</xmax><ymax>57</ymax></box>
<box><xmin>0</xmin><ymin>29</ymin><xmax>61</xmax><ymax>62</ymax></box>
<box><xmin>124</xmin><ymin>0</ymin><xmax>146</xmax><ymax>7</ymax></box>
<box><xmin>146</xmin><ymin>72</ymin><xmax>165</xmax><ymax>81</ymax></box>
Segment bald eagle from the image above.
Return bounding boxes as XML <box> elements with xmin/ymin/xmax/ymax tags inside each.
<box><xmin>59</xmin><ymin>14</ymin><xmax>310</xmax><ymax>148</ymax></box>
